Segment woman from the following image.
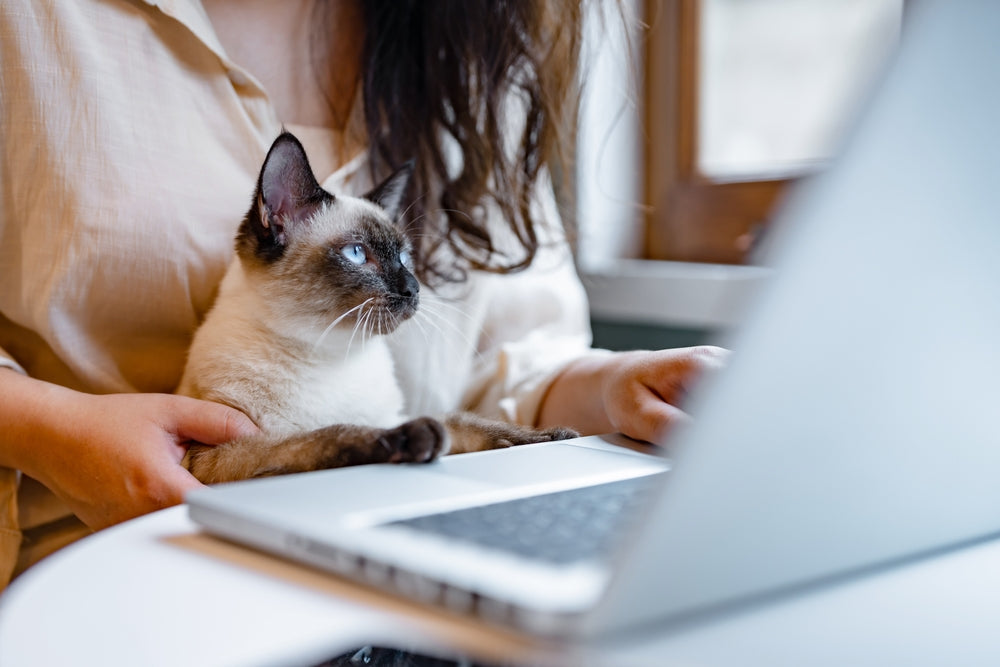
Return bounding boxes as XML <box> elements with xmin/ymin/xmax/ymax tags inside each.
<box><xmin>0</xmin><ymin>0</ymin><xmax>725</xmax><ymax>587</ymax></box>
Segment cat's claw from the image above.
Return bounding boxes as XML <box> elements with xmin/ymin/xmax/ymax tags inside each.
<box><xmin>382</xmin><ymin>417</ymin><xmax>450</xmax><ymax>463</ymax></box>
<box><xmin>540</xmin><ymin>427</ymin><xmax>580</xmax><ymax>442</ymax></box>
<box><xmin>497</xmin><ymin>425</ymin><xmax>580</xmax><ymax>447</ymax></box>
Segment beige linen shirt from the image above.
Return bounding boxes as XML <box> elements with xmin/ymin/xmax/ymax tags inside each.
<box><xmin>0</xmin><ymin>0</ymin><xmax>595</xmax><ymax>587</ymax></box>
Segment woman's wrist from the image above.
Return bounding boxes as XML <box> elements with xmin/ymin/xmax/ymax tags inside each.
<box><xmin>0</xmin><ymin>368</ymin><xmax>82</xmax><ymax>478</ymax></box>
<box><xmin>536</xmin><ymin>346</ymin><xmax>729</xmax><ymax>444</ymax></box>
<box><xmin>536</xmin><ymin>351</ymin><xmax>620</xmax><ymax>435</ymax></box>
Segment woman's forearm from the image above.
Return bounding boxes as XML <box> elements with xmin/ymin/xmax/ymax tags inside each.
<box><xmin>0</xmin><ymin>368</ymin><xmax>80</xmax><ymax>479</ymax></box>
<box><xmin>536</xmin><ymin>347</ymin><xmax>729</xmax><ymax>444</ymax></box>
<box><xmin>536</xmin><ymin>354</ymin><xmax>617</xmax><ymax>435</ymax></box>
<box><xmin>0</xmin><ymin>367</ymin><xmax>258</xmax><ymax>529</ymax></box>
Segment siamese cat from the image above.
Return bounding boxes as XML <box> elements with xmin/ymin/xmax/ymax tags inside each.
<box><xmin>177</xmin><ymin>132</ymin><xmax>576</xmax><ymax>484</ymax></box>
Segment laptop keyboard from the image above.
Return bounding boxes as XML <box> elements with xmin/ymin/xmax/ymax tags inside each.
<box><xmin>389</xmin><ymin>473</ymin><xmax>666</xmax><ymax>564</ymax></box>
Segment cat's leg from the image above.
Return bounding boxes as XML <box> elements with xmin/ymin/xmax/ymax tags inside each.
<box><xmin>185</xmin><ymin>416</ymin><xmax>449</xmax><ymax>484</ymax></box>
<box><xmin>443</xmin><ymin>412</ymin><xmax>578</xmax><ymax>455</ymax></box>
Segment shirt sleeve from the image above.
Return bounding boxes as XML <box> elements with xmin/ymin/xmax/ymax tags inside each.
<box><xmin>460</xmin><ymin>171</ymin><xmax>611</xmax><ymax>426</ymax></box>
<box><xmin>0</xmin><ymin>347</ymin><xmax>26</xmax><ymax>376</ymax></box>
<box><xmin>0</xmin><ymin>349</ymin><xmax>23</xmax><ymax>591</ymax></box>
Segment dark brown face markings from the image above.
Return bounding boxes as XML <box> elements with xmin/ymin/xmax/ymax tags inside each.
<box><xmin>233</xmin><ymin>132</ymin><xmax>419</xmax><ymax>338</ymax></box>
<box><xmin>325</xmin><ymin>215</ymin><xmax>420</xmax><ymax>328</ymax></box>
<box><xmin>236</xmin><ymin>133</ymin><xmax>333</xmax><ymax>266</ymax></box>
<box><xmin>242</xmin><ymin>204</ymin><xmax>419</xmax><ymax>336</ymax></box>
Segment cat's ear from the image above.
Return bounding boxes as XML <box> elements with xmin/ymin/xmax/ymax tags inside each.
<box><xmin>249</xmin><ymin>132</ymin><xmax>328</xmax><ymax>249</ymax></box>
<box><xmin>364</xmin><ymin>160</ymin><xmax>414</xmax><ymax>221</ymax></box>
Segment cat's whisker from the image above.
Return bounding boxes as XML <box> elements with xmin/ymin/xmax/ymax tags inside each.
<box><xmin>359</xmin><ymin>306</ymin><xmax>375</xmax><ymax>349</ymax></box>
<box><xmin>398</xmin><ymin>192</ymin><xmax>429</xmax><ymax>233</ymax></box>
<box><xmin>407</xmin><ymin>207</ymin><xmax>473</xmax><ymax>227</ymax></box>
<box><xmin>398</xmin><ymin>232</ymin><xmax>439</xmax><ymax>246</ymax></box>
<box><xmin>312</xmin><ymin>298</ymin><xmax>374</xmax><ymax>353</ymax></box>
<box><xmin>404</xmin><ymin>308</ymin><xmax>431</xmax><ymax>344</ymax></box>
<box><xmin>410</xmin><ymin>310</ymin><xmax>445</xmax><ymax>346</ymax></box>
<box><xmin>415</xmin><ymin>307</ymin><xmax>486</xmax><ymax>364</ymax></box>
<box><xmin>420</xmin><ymin>294</ymin><xmax>477</xmax><ymax>323</ymax></box>
<box><xmin>344</xmin><ymin>322</ymin><xmax>360</xmax><ymax>359</ymax></box>
<box><xmin>421</xmin><ymin>293</ymin><xmax>497</xmax><ymax>352</ymax></box>
<box><xmin>367</xmin><ymin>305</ymin><xmax>383</xmax><ymax>343</ymax></box>
<box><xmin>420</xmin><ymin>301</ymin><xmax>478</xmax><ymax>342</ymax></box>
<box><xmin>422</xmin><ymin>310</ymin><xmax>487</xmax><ymax>365</ymax></box>
<box><xmin>345</xmin><ymin>303</ymin><xmax>371</xmax><ymax>359</ymax></box>
<box><xmin>434</xmin><ymin>207</ymin><xmax>474</xmax><ymax>222</ymax></box>
<box><xmin>365</xmin><ymin>307</ymin><xmax>377</xmax><ymax>347</ymax></box>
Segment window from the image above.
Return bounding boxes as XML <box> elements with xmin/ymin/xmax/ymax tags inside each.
<box><xmin>644</xmin><ymin>0</ymin><xmax>903</xmax><ymax>263</ymax></box>
<box><xmin>576</xmin><ymin>0</ymin><xmax>904</xmax><ymax>267</ymax></box>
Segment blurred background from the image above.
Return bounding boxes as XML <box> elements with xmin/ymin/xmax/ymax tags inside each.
<box><xmin>576</xmin><ymin>0</ymin><xmax>904</xmax><ymax>350</ymax></box>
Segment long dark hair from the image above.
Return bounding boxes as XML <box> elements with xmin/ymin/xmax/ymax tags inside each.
<box><xmin>328</xmin><ymin>1</ymin><xmax>585</xmax><ymax>285</ymax></box>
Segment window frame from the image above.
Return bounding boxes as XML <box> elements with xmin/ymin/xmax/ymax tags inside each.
<box><xmin>642</xmin><ymin>0</ymin><xmax>797</xmax><ymax>265</ymax></box>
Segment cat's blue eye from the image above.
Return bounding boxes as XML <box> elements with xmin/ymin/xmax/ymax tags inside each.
<box><xmin>342</xmin><ymin>244</ymin><xmax>367</xmax><ymax>265</ymax></box>
<box><xmin>399</xmin><ymin>250</ymin><xmax>412</xmax><ymax>268</ymax></box>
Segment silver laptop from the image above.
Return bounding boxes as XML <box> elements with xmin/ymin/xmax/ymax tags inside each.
<box><xmin>188</xmin><ymin>1</ymin><xmax>1000</xmax><ymax>639</ymax></box>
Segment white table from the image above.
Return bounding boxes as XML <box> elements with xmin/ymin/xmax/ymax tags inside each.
<box><xmin>2</xmin><ymin>505</ymin><xmax>1000</xmax><ymax>666</ymax></box>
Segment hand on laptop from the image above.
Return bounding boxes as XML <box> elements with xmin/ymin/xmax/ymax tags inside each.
<box><xmin>538</xmin><ymin>346</ymin><xmax>729</xmax><ymax>445</ymax></box>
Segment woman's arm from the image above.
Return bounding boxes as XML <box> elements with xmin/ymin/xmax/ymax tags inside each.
<box><xmin>459</xmin><ymin>168</ymin><xmax>729</xmax><ymax>440</ymax></box>
<box><xmin>0</xmin><ymin>369</ymin><xmax>257</xmax><ymax>529</ymax></box>
<box><xmin>537</xmin><ymin>346</ymin><xmax>730</xmax><ymax>444</ymax></box>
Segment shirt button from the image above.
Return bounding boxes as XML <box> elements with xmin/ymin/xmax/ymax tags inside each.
<box><xmin>227</xmin><ymin>68</ymin><xmax>250</xmax><ymax>87</ymax></box>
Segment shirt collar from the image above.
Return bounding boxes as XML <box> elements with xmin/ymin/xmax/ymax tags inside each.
<box><xmin>137</xmin><ymin>0</ymin><xmax>232</xmax><ymax>71</ymax></box>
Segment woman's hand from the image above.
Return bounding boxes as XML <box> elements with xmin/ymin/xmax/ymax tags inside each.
<box><xmin>538</xmin><ymin>346</ymin><xmax>729</xmax><ymax>445</ymax></box>
<box><xmin>0</xmin><ymin>371</ymin><xmax>258</xmax><ymax>529</ymax></box>
<box><xmin>596</xmin><ymin>347</ymin><xmax>729</xmax><ymax>443</ymax></box>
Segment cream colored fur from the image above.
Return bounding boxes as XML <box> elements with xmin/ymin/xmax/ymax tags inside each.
<box><xmin>175</xmin><ymin>132</ymin><xmax>577</xmax><ymax>484</ymax></box>
<box><xmin>177</xmin><ymin>259</ymin><xmax>406</xmax><ymax>435</ymax></box>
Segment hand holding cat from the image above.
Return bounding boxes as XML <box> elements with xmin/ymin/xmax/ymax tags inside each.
<box><xmin>538</xmin><ymin>346</ymin><xmax>730</xmax><ymax>445</ymax></box>
<box><xmin>53</xmin><ymin>393</ymin><xmax>259</xmax><ymax>529</ymax></box>
<box><xmin>0</xmin><ymin>370</ymin><xmax>258</xmax><ymax>529</ymax></box>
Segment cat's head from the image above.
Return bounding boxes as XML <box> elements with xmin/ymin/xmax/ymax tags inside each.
<box><xmin>235</xmin><ymin>131</ymin><xmax>418</xmax><ymax>337</ymax></box>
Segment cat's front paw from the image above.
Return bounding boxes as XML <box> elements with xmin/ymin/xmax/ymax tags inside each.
<box><xmin>379</xmin><ymin>416</ymin><xmax>451</xmax><ymax>463</ymax></box>
<box><xmin>537</xmin><ymin>426</ymin><xmax>580</xmax><ymax>442</ymax></box>
<box><xmin>498</xmin><ymin>425</ymin><xmax>580</xmax><ymax>447</ymax></box>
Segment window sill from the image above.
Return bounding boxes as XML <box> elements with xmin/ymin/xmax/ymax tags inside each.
<box><xmin>580</xmin><ymin>259</ymin><xmax>769</xmax><ymax>330</ymax></box>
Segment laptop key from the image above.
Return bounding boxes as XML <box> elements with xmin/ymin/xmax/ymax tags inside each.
<box><xmin>389</xmin><ymin>473</ymin><xmax>666</xmax><ymax>564</ymax></box>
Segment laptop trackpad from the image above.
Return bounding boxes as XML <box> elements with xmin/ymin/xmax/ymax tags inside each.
<box><xmin>433</xmin><ymin>439</ymin><xmax>668</xmax><ymax>489</ymax></box>
<box><xmin>334</xmin><ymin>439</ymin><xmax>669</xmax><ymax>526</ymax></box>
<box><xmin>190</xmin><ymin>438</ymin><xmax>668</xmax><ymax>529</ymax></box>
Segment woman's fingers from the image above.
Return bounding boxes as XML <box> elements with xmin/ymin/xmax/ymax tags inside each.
<box><xmin>603</xmin><ymin>346</ymin><xmax>730</xmax><ymax>444</ymax></box>
<box><xmin>164</xmin><ymin>395</ymin><xmax>259</xmax><ymax>445</ymax></box>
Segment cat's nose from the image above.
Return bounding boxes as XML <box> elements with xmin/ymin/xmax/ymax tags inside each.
<box><xmin>398</xmin><ymin>274</ymin><xmax>419</xmax><ymax>300</ymax></box>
